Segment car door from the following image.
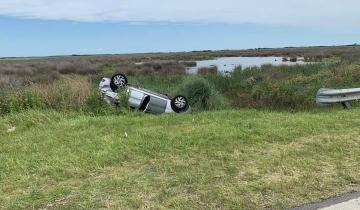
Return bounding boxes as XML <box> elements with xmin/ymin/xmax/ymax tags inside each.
<box><xmin>144</xmin><ymin>96</ymin><xmax>168</xmax><ymax>114</ymax></box>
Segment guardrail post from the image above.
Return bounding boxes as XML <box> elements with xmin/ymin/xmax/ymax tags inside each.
<box><xmin>341</xmin><ymin>102</ymin><xmax>351</xmax><ymax>109</ymax></box>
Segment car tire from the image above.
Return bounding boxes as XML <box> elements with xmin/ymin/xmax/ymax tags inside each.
<box><xmin>110</xmin><ymin>73</ymin><xmax>128</xmax><ymax>91</ymax></box>
<box><xmin>171</xmin><ymin>95</ymin><xmax>189</xmax><ymax>113</ymax></box>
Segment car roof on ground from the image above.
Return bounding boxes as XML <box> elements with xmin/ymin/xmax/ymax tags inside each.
<box><xmin>129</xmin><ymin>86</ymin><xmax>170</xmax><ymax>99</ymax></box>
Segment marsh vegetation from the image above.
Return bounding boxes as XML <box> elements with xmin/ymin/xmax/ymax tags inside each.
<box><xmin>1</xmin><ymin>56</ymin><xmax>359</xmax><ymax>115</ymax></box>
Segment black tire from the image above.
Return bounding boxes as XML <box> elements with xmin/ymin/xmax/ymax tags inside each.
<box><xmin>171</xmin><ymin>95</ymin><xmax>189</xmax><ymax>113</ymax></box>
<box><xmin>110</xmin><ymin>73</ymin><xmax>128</xmax><ymax>91</ymax></box>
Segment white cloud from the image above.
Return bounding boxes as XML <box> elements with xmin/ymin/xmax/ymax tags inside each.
<box><xmin>0</xmin><ymin>0</ymin><xmax>359</xmax><ymax>28</ymax></box>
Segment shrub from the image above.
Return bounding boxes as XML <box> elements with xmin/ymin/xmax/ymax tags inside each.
<box><xmin>84</xmin><ymin>90</ymin><xmax>119</xmax><ymax>116</ymax></box>
<box><xmin>176</xmin><ymin>77</ymin><xmax>228</xmax><ymax>111</ymax></box>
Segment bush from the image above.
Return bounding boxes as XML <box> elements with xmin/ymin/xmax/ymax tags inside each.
<box><xmin>84</xmin><ymin>90</ymin><xmax>119</xmax><ymax>116</ymax></box>
<box><xmin>176</xmin><ymin>77</ymin><xmax>228</xmax><ymax>111</ymax></box>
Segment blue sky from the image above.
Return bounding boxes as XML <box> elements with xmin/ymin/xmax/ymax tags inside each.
<box><xmin>1</xmin><ymin>0</ymin><xmax>359</xmax><ymax>57</ymax></box>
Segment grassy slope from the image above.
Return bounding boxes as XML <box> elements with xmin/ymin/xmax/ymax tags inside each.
<box><xmin>0</xmin><ymin>109</ymin><xmax>359</xmax><ymax>209</ymax></box>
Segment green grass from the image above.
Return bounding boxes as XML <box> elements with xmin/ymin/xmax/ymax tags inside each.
<box><xmin>0</xmin><ymin>109</ymin><xmax>359</xmax><ymax>209</ymax></box>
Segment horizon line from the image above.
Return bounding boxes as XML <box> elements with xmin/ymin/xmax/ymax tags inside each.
<box><xmin>1</xmin><ymin>44</ymin><xmax>359</xmax><ymax>59</ymax></box>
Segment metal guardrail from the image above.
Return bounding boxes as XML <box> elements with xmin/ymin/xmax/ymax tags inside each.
<box><xmin>316</xmin><ymin>88</ymin><xmax>360</xmax><ymax>109</ymax></box>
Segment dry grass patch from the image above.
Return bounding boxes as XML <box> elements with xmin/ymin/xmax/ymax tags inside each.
<box><xmin>30</xmin><ymin>76</ymin><xmax>92</xmax><ymax>110</ymax></box>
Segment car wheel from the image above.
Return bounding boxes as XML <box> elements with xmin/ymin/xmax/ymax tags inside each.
<box><xmin>171</xmin><ymin>95</ymin><xmax>189</xmax><ymax>113</ymax></box>
<box><xmin>110</xmin><ymin>73</ymin><xmax>128</xmax><ymax>91</ymax></box>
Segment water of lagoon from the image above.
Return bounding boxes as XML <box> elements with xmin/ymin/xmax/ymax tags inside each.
<box><xmin>186</xmin><ymin>56</ymin><xmax>309</xmax><ymax>74</ymax></box>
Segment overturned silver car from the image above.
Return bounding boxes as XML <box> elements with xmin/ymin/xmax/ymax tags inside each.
<box><xmin>99</xmin><ymin>73</ymin><xmax>191</xmax><ymax>114</ymax></box>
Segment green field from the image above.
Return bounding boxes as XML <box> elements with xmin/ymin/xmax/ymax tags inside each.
<box><xmin>1</xmin><ymin>109</ymin><xmax>359</xmax><ymax>209</ymax></box>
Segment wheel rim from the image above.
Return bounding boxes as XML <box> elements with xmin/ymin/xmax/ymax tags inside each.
<box><xmin>113</xmin><ymin>75</ymin><xmax>126</xmax><ymax>87</ymax></box>
<box><xmin>174</xmin><ymin>97</ymin><xmax>187</xmax><ymax>109</ymax></box>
